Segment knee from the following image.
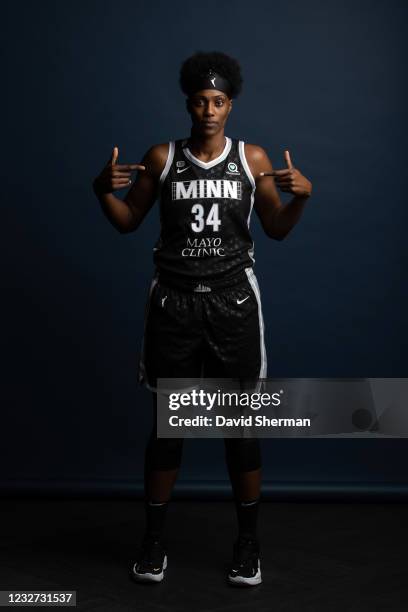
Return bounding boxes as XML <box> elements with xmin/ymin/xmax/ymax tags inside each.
<box><xmin>224</xmin><ymin>438</ymin><xmax>262</xmax><ymax>472</ymax></box>
<box><xmin>145</xmin><ymin>432</ymin><xmax>184</xmax><ymax>471</ymax></box>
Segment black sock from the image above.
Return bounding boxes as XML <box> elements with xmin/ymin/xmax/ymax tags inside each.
<box><xmin>235</xmin><ymin>497</ymin><xmax>260</xmax><ymax>540</ymax></box>
<box><xmin>144</xmin><ymin>499</ymin><xmax>169</xmax><ymax>542</ymax></box>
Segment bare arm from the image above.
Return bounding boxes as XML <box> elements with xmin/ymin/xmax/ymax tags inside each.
<box><xmin>245</xmin><ymin>144</ymin><xmax>283</xmax><ymax>240</ymax></box>
<box><xmin>122</xmin><ymin>143</ymin><xmax>169</xmax><ymax>233</ymax></box>
<box><xmin>246</xmin><ymin>145</ymin><xmax>312</xmax><ymax>240</ymax></box>
<box><xmin>92</xmin><ymin>144</ymin><xmax>168</xmax><ymax>234</ymax></box>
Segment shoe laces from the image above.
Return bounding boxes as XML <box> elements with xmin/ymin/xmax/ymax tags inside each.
<box><xmin>233</xmin><ymin>536</ymin><xmax>259</xmax><ymax>569</ymax></box>
<box><xmin>139</xmin><ymin>536</ymin><xmax>165</xmax><ymax>568</ymax></box>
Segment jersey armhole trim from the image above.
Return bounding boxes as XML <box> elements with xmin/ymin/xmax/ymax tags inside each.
<box><xmin>238</xmin><ymin>141</ymin><xmax>256</xmax><ymax>190</ymax></box>
<box><xmin>159</xmin><ymin>141</ymin><xmax>175</xmax><ymax>185</ymax></box>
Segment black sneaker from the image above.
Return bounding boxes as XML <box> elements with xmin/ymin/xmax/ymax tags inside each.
<box><xmin>227</xmin><ymin>535</ymin><xmax>262</xmax><ymax>586</ymax></box>
<box><xmin>131</xmin><ymin>535</ymin><xmax>167</xmax><ymax>583</ymax></box>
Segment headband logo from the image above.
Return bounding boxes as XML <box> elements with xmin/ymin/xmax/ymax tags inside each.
<box><xmin>191</xmin><ymin>69</ymin><xmax>231</xmax><ymax>97</ymax></box>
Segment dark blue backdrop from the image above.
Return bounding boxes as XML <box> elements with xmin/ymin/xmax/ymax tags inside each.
<box><xmin>2</xmin><ymin>0</ymin><xmax>407</xmax><ymax>498</ymax></box>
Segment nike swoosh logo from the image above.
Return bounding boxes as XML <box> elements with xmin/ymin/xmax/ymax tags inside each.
<box><xmin>237</xmin><ymin>296</ymin><xmax>249</xmax><ymax>305</ymax></box>
<box><xmin>176</xmin><ymin>166</ymin><xmax>190</xmax><ymax>174</ymax></box>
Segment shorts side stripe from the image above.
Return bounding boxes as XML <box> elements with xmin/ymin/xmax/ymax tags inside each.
<box><xmin>245</xmin><ymin>267</ymin><xmax>267</xmax><ymax>379</ymax></box>
<box><xmin>138</xmin><ymin>276</ymin><xmax>159</xmax><ymax>386</ymax></box>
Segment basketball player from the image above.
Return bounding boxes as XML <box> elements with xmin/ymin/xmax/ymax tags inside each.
<box><xmin>93</xmin><ymin>51</ymin><xmax>312</xmax><ymax>587</ymax></box>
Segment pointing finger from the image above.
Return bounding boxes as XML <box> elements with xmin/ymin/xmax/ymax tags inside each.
<box><xmin>115</xmin><ymin>163</ymin><xmax>146</xmax><ymax>171</ymax></box>
<box><xmin>259</xmin><ymin>169</ymin><xmax>292</xmax><ymax>177</ymax></box>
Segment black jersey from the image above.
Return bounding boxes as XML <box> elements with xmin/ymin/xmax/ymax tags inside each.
<box><xmin>152</xmin><ymin>136</ymin><xmax>256</xmax><ymax>281</ymax></box>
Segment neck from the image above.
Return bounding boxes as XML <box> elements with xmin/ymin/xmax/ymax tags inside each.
<box><xmin>187</xmin><ymin>128</ymin><xmax>226</xmax><ymax>160</ymax></box>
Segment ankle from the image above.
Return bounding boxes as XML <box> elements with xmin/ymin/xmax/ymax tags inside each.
<box><xmin>238</xmin><ymin>531</ymin><xmax>258</xmax><ymax>542</ymax></box>
<box><xmin>144</xmin><ymin>499</ymin><xmax>169</xmax><ymax>543</ymax></box>
<box><xmin>235</xmin><ymin>497</ymin><xmax>260</xmax><ymax>543</ymax></box>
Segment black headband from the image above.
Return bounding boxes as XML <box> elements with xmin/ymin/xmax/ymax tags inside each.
<box><xmin>189</xmin><ymin>69</ymin><xmax>232</xmax><ymax>97</ymax></box>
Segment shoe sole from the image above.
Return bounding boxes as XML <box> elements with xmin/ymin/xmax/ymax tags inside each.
<box><xmin>132</xmin><ymin>555</ymin><xmax>167</xmax><ymax>583</ymax></box>
<box><xmin>228</xmin><ymin>559</ymin><xmax>262</xmax><ymax>586</ymax></box>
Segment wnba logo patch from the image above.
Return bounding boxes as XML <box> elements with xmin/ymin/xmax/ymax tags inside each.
<box><xmin>227</xmin><ymin>161</ymin><xmax>240</xmax><ymax>175</ymax></box>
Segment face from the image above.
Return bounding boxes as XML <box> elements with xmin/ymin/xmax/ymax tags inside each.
<box><xmin>186</xmin><ymin>89</ymin><xmax>232</xmax><ymax>134</ymax></box>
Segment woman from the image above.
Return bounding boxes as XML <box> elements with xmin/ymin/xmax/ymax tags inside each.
<box><xmin>93</xmin><ymin>50</ymin><xmax>312</xmax><ymax>587</ymax></box>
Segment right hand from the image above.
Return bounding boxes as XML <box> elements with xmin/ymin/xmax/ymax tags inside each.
<box><xmin>93</xmin><ymin>146</ymin><xmax>146</xmax><ymax>195</ymax></box>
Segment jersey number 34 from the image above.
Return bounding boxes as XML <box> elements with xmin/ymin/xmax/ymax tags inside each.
<box><xmin>191</xmin><ymin>203</ymin><xmax>221</xmax><ymax>232</ymax></box>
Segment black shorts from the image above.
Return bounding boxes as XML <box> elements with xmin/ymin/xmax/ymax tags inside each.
<box><xmin>138</xmin><ymin>267</ymin><xmax>267</xmax><ymax>392</ymax></box>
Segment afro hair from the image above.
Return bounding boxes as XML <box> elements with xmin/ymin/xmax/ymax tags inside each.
<box><xmin>179</xmin><ymin>50</ymin><xmax>243</xmax><ymax>99</ymax></box>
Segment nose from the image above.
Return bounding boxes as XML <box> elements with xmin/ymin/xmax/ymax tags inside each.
<box><xmin>203</xmin><ymin>101</ymin><xmax>215</xmax><ymax>117</ymax></box>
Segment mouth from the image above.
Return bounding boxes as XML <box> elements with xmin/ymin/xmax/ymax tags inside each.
<box><xmin>201</xmin><ymin>121</ymin><xmax>218</xmax><ymax>127</ymax></box>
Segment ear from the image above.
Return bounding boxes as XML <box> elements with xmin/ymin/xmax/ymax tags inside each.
<box><xmin>228</xmin><ymin>98</ymin><xmax>233</xmax><ymax>114</ymax></box>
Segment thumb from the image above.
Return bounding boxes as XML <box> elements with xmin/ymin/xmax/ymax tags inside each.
<box><xmin>284</xmin><ymin>149</ymin><xmax>293</xmax><ymax>169</ymax></box>
<box><xmin>110</xmin><ymin>146</ymin><xmax>119</xmax><ymax>165</ymax></box>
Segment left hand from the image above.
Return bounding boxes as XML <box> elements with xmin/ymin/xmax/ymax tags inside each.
<box><xmin>260</xmin><ymin>150</ymin><xmax>312</xmax><ymax>197</ymax></box>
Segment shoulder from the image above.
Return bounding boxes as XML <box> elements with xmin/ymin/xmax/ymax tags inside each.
<box><xmin>141</xmin><ymin>142</ymin><xmax>172</xmax><ymax>179</ymax></box>
<box><xmin>241</xmin><ymin>142</ymin><xmax>272</xmax><ymax>178</ymax></box>
<box><xmin>143</xmin><ymin>142</ymin><xmax>169</xmax><ymax>169</ymax></box>
<box><xmin>242</xmin><ymin>143</ymin><xmax>269</xmax><ymax>163</ymax></box>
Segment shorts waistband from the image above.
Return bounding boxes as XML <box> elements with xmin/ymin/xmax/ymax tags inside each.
<box><xmin>156</xmin><ymin>268</ymin><xmax>252</xmax><ymax>293</ymax></box>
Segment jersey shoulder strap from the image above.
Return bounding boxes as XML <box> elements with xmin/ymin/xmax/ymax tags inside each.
<box><xmin>237</xmin><ymin>140</ymin><xmax>256</xmax><ymax>189</ymax></box>
<box><xmin>158</xmin><ymin>141</ymin><xmax>175</xmax><ymax>187</ymax></box>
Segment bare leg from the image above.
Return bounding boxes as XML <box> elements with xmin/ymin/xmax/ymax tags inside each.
<box><xmin>224</xmin><ymin>438</ymin><xmax>262</xmax><ymax>540</ymax></box>
<box><xmin>227</xmin><ymin>466</ymin><xmax>262</xmax><ymax>501</ymax></box>
<box><xmin>144</xmin><ymin>466</ymin><xmax>179</xmax><ymax>502</ymax></box>
<box><xmin>142</xmin><ymin>394</ymin><xmax>184</xmax><ymax>540</ymax></box>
